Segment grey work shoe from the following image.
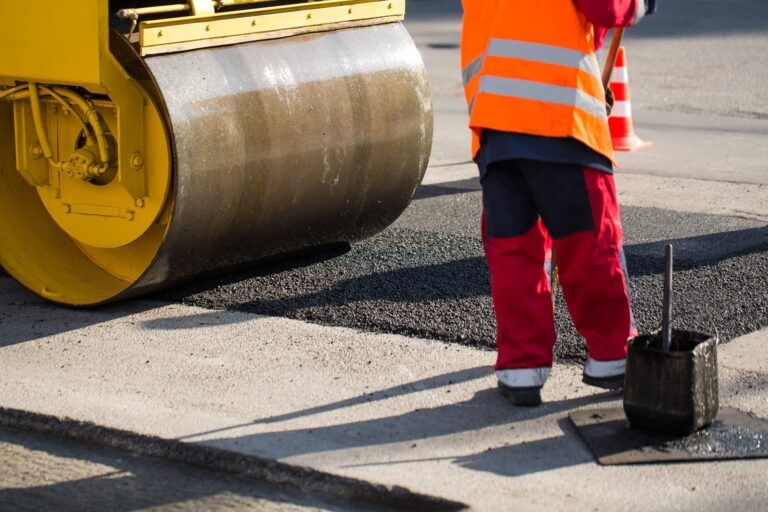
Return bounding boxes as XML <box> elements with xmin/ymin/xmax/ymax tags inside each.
<box><xmin>498</xmin><ymin>382</ymin><xmax>542</xmax><ymax>406</ymax></box>
<box><xmin>495</xmin><ymin>367</ymin><xmax>550</xmax><ymax>406</ymax></box>
<box><xmin>582</xmin><ymin>357</ymin><xmax>625</xmax><ymax>391</ymax></box>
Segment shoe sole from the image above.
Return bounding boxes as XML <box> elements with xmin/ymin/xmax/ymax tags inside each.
<box><xmin>497</xmin><ymin>382</ymin><xmax>542</xmax><ymax>406</ymax></box>
<box><xmin>582</xmin><ymin>374</ymin><xmax>624</xmax><ymax>391</ymax></box>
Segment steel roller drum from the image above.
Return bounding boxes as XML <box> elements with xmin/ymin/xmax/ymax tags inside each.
<box><xmin>0</xmin><ymin>22</ymin><xmax>432</xmax><ymax>305</ymax></box>
<box><xmin>135</xmin><ymin>21</ymin><xmax>433</xmax><ymax>294</ymax></box>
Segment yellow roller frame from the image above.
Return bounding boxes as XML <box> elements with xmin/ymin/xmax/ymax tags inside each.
<box><xmin>137</xmin><ymin>0</ymin><xmax>406</xmax><ymax>56</ymax></box>
<box><xmin>0</xmin><ymin>0</ymin><xmax>408</xmax><ymax>305</ymax></box>
<box><xmin>0</xmin><ymin>0</ymin><xmax>172</xmax><ymax>304</ymax></box>
<box><xmin>0</xmin><ymin>2</ymin><xmax>155</xmax><ymax>200</ymax></box>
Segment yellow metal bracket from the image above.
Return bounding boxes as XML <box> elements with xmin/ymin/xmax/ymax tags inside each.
<box><xmin>101</xmin><ymin>51</ymin><xmax>147</xmax><ymax>200</ymax></box>
<box><xmin>139</xmin><ymin>0</ymin><xmax>406</xmax><ymax>56</ymax></box>
<box><xmin>11</xmin><ymin>100</ymin><xmax>50</xmax><ymax>188</ymax></box>
<box><xmin>0</xmin><ymin>1</ymin><xmax>147</xmax><ymax>200</ymax></box>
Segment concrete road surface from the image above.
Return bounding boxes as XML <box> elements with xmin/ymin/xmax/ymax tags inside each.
<box><xmin>1</xmin><ymin>1</ymin><xmax>767</xmax><ymax>511</ymax></box>
<box><xmin>0</xmin><ymin>425</ymin><xmax>379</xmax><ymax>512</ymax></box>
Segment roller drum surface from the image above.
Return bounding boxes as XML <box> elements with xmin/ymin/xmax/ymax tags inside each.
<box><xmin>134</xmin><ymin>22</ymin><xmax>432</xmax><ymax>294</ymax></box>
<box><xmin>0</xmin><ymin>22</ymin><xmax>432</xmax><ymax>305</ymax></box>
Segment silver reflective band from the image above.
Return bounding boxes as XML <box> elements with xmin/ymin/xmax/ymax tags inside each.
<box><xmin>487</xmin><ymin>39</ymin><xmax>601</xmax><ymax>80</ymax></box>
<box><xmin>476</xmin><ymin>75</ymin><xmax>607</xmax><ymax>120</ymax></box>
<box><xmin>462</xmin><ymin>53</ymin><xmax>486</xmax><ymax>87</ymax></box>
<box><xmin>497</xmin><ymin>368</ymin><xmax>551</xmax><ymax>388</ymax></box>
<box><xmin>584</xmin><ymin>357</ymin><xmax>626</xmax><ymax>378</ymax></box>
<box><xmin>462</xmin><ymin>38</ymin><xmax>602</xmax><ymax>86</ymax></box>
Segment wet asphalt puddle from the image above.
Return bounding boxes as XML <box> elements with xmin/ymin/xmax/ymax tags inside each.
<box><xmin>570</xmin><ymin>406</ymin><xmax>768</xmax><ymax>465</ymax></box>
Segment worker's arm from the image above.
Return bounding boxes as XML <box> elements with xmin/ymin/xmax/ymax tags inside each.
<box><xmin>576</xmin><ymin>0</ymin><xmax>648</xmax><ymax>49</ymax></box>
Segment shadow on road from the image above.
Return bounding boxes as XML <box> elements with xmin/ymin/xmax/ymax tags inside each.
<box><xmin>0</xmin><ymin>279</ymin><xmax>158</xmax><ymax>348</ymax></box>
<box><xmin>450</xmin><ymin>418</ymin><xmax>587</xmax><ymax>478</ymax></box>
<box><xmin>0</xmin><ymin>426</ymin><xmax>341</xmax><ymax>512</ymax></box>
<box><xmin>1</xmin><ymin>221</ymin><xmax>765</xmax><ymax>353</ymax></box>
<box><xmin>179</xmin><ymin>366</ymin><xmax>494</xmax><ymax>441</ymax></box>
<box><xmin>142</xmin><ymin>221</ymin><xmax>768</xmax><ymax>360</ymax></box>
<box><xmin>149</xmin><ymin>224</ymin><xmax>766</xmax><ymax>317</ymax></box>
<box><xmin>194</xmin><ymin>379</ymin><xmax>616</xmax><ymax>476</ymax></box>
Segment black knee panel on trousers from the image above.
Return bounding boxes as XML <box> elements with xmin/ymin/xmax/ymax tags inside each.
<box><xmin>481</xmin><ymin>159</ymin><xmax>596</xmax><ymax>239</ymax></box>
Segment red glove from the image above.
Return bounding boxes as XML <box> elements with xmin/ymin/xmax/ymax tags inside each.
<box><xmin>575</xmin><ymin>0</ymin><xmax>646</xmax><ymax>49</ymax></box>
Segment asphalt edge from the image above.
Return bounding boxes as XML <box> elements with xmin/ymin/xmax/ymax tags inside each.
<box><xmin>0</xmin><ymin>406</ymin><xmax>468</xmax><ymax>512</ymax></box>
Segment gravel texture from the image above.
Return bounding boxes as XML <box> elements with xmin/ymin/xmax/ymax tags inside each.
<box><xmin>154</xmin><ymin>190</ymin><xmax>768</xmax><ymax>364</ymax></box>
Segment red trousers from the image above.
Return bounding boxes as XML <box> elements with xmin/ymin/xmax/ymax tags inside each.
<box><xmin>481</xmin><ymin>162</ymin><xmax>635</xmax><ymax>370</ymax></box>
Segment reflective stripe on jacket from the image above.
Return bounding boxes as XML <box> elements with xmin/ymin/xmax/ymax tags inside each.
<box><xmin>461</xmin><ymin>0</ymin><xmax>614</xmax><ymax>162</ymax></box>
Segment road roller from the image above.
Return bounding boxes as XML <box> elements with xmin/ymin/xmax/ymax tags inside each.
<box><xmin>0</xmin><ymin>0</ymin><xmax>432</xmax><ymax>306</ymax></box>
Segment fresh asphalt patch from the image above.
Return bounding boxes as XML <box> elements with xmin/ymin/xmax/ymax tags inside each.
<box><xmin>154</xmin><ymin>190</ymin><xmax>768</xmax><ymax>364</ymax></box>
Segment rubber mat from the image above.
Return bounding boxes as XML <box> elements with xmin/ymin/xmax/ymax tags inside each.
<box><xmin>569</xmin><ymin>406</ymin><xmax>768</xmax><ymax>465</ymax></box>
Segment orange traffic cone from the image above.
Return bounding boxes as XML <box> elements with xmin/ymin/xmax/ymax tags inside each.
<box><xmin>608</xmin><ymin>47</ymin><xmax>651</xmax><ymax>151</ymax></box>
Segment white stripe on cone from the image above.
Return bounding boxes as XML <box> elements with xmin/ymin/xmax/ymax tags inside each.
<box><xmin>610</xmin><ymin>100</ymin><xmax>631</xmax><ymax>118</ymax></box>
<box><xmin>613</xmin><ymin>66</ymin><xmax>629</xmax><ymax>84</ymax></box>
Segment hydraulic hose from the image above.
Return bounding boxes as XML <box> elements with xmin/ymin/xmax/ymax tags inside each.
<box><xmin>51</xmin><ymin>86</ymin><xmax>112</xmax><ymax>167</ymax></box>
<box><xmin>5</xmin><ymin>87</ymin><xmax>96</xmax><ymax>145</ymax></box>
<box><xmin>39</xmin><ymin>86</ymin><xmax>96</xmax><ymax>145</ymax></box>
<box><xmin>1</xmin><ymin>83</ymin><xmax>111</xmax><ymax>168</ymax></box>
<box><xmin>28</xmin><ymin>82</ymin><xmax>63</xmax><ymax>168</ymax></box>
<box><xmin>0</xmin><ymin>85</ymin><xmax>27</xmax><ymax>101</ymax></box>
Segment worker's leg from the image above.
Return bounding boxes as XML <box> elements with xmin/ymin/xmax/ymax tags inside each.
<box><xmin>523</xmin><ymin>162</ymin><xmax>634</xmax><ymax>378</ymax></box>
<box><xmin>481</xmin><ymin>162</ymin><xmax>556</xmax><ymax>382</ymax></box>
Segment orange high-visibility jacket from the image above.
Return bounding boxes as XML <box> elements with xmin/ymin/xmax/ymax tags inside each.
<box><xmin>461</xmin><ymin>0</ymin><xmax>614</xmax><ymax>162</ymax></box>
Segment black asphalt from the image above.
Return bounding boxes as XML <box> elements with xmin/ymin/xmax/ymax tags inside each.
<box><xmin>154</xmin><ymin>184</ymin><xmax>768</xmax><ymax>364</ymax></box>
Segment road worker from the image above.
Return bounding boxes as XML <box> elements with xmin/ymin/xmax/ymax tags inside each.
<box><xmin>460</xmin><ymin>0</ymin><xmax>649</xmax><ymax>405</ymax></box>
